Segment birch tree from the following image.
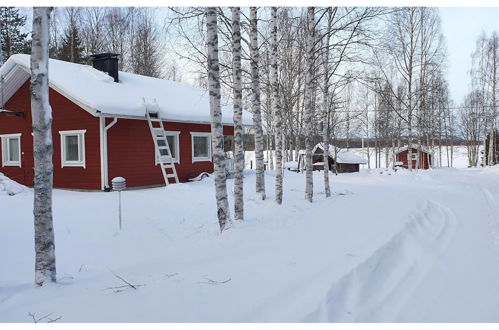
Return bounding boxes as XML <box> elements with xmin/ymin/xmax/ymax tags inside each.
<box><xmin>271</xmin><ymin>7</ymin><xmax>283</xmax><ymax>204</ymax></box>
<box><xmin>31</xmin><ymin>7</ymin><xmax>56</xmax><ymax>286</ymax></box>
<box><xmin>250</xmin><ymin>7</ymin><xmax>266</xmax><ymax>200</ymax></box>
<box><xmin>321</xmin><ymin>8</ymin><xmax>332</xmax><ymax>198</ymax></box>
<box><xmin>304</xmin><ymin>7</ymin><xmax>315</xmax><ymax>203</ymax></box>
<box><xmin>231</xmin><ymin>7</ymin><xmax>244</xmax><ymax>220</ymax></box>
<box><xmin>206</xmin><ymin>7</ymin><xmax>231</xmax><ymax>231</ymax></box>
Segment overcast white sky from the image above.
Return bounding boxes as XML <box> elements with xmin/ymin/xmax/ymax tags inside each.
<box><xmin>440</xmin><ymin>7</ymin><xmax>499</xmax><ymax>105</ymax></box>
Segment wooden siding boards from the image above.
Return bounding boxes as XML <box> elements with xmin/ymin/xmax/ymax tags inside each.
<box><xmin>396</xmin><ymin>148</ymin><xmax>431</xmax><ymax>170</ymax></box>
<box><xmin>106</xmin><ymin>119</ymin><xmax>234</xmax><ymax>187</ymax></box>
<box><xmin>0</xmin><ymin>80</ymin><xmax>101</xmax><ymax>189</ymax></box>
<box><xmin>1</xmin><ymin>80</ymin><xmax>236</xmax><ymax>190</ymax></box>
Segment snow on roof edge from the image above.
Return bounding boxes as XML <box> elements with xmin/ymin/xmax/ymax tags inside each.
<box><xmin>1</xmin><ymin>54</ymin><xmax>253</xmax><ymax>126</ymax></box>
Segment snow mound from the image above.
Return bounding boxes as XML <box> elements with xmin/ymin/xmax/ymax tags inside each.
<box><xmin>0</xmin><ymin>173</ymin><xmax>25</xmax><ymax>196</ymax></box>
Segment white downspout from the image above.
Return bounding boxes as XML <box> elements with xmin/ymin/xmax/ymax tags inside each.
<box><xmin>100</xmin><ymin>116</ymin><xmax>118</xmax><ymax>190</ymax></box>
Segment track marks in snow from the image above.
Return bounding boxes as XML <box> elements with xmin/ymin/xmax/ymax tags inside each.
<box><xmin>479</xmin><ymin>187</ymin><xmax>499</xmax><ymax>246</ymax></box>
<box><xmin>303</xmin><ymin>201</ymin><xmax>457</xmax><ymax>322</ymax></box>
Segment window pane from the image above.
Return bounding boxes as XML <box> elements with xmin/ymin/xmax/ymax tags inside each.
<box><xmin>8</xmin><ymin>138</ymin><xmax>19</xmax><ymax>162</ymax></box>
<box><xmin>166</xmin><ymin>136</ymin><xmax>176</xmax><ymax>159</ymax></box>
<box><xmin>193</xmin><ymin>136</ymin><xmax>208</xmax><ymax>158</ymax></box>
<box><xmin>65</xmin><ymin>135</ymin><xmax>80</xmax><ymax>161</ymax></box>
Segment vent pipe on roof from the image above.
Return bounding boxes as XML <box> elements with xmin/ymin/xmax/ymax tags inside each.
<box><xmin>90</xmin><ymin>53</ymin><xmax>119</xmax><ymax>82</ymax></box>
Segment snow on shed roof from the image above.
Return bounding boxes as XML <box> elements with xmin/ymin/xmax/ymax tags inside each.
<box><xmin>299</xmin><ymin>143</ymin><xmax>368</xmax><ymax>164</ymax></box>
<box><xmin>0</xmin><ymin>54</ymin><xmax>252</xmax><ymax>125</ymax></box>
<box><xmin>395</xmin><ymin>145</ymin><xmax>433</xmax><ymax>155</ymax></box>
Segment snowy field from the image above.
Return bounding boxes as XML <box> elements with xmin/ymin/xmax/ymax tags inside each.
<box><xmin>2</xmin><ymin>165</ymin><xmax>499</xmax><ymax>321</ymax></box>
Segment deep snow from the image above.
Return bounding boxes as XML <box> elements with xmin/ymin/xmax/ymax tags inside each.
<box><xmin>2</xmin><ymin>164</ymin><xmax>499</xmax><ymax>322</ymax></box>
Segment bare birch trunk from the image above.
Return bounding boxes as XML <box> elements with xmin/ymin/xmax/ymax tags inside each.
<box><xmin>206</xmin><ymin>7</ymin><xmax>231</xmax><ymax>231</ymax></box>
<box><xmin>304</xmin><ymin>7</ymin><xmax>315</xmax><ymax>203</ymax></box>
<box><xmin>271</xmin><ymin>7</ymin><xmax>283</xmax><ymax>205</ymax></box>
<box><xmin>231</xmin><ymin>7</ymin><xmax>244</xmax><ymax>220</ymax></box>
<box><xmin>249</xmin><ymin>7</ymin><xmax>266</xmax><ymax>200</ymax></box>
<box><xmin>31</xmin><ymin>7</ymin><xmax>56</xmax><ymax>286</ymax></box>
<box><xmin>322</xmin><ymin>10</ymin><xmax>332</xmax><ymax>198</ymax></box>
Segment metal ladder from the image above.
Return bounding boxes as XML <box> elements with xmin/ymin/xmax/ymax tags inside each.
<box><xmin>145</xmin><ymin>107</ymin><xmax>179</xmax><ymax>186</ymax></box>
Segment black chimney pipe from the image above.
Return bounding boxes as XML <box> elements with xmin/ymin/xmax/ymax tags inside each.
<box><xmin>90</xmin><ymin>53</ymin><xmax>119</xmax><ymax>82</ymax></box>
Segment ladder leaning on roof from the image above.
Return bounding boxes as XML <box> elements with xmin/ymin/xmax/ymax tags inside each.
<box><xmin>144</xmin><ymin>99</ymin><xmax>179</xmax><ymax>186</ymax></box>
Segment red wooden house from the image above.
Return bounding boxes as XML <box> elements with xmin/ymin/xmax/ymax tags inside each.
<box><xmin>0</xmin><ymin>54</ymin><xmax>251</xmax><ymax>190</ymax></box>
<box><xmin>395</xmin><ymin>145</ymin><xmax>433</xmax><ymax>170</ymax></box>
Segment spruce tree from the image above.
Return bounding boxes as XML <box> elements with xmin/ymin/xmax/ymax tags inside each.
<box><xmin>58</xmin><ymin>23</ymin><xmax>85</xmax><ymax>63</ymax></box>
<box><xmin>0</xmin><ymin>7</ymin><xmax>31</xmax><ymax>62</ymax></box>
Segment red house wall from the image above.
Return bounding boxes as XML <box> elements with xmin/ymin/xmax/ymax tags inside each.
<box><xmin>106</xmin><ymin>118</ymin><xmax>234</xmax><ymax>187</ymax></box>
<box><xmin>0</xmin><ymin>80</ymin><xmax>101</xmax><ymax>189</ymax></box>
<box><xmin>396</xmin><ymin>148</ymin><xmax>431</xmax><ymax>169</ymax></box>
<box><xmin>1</xmin><ymin>80</ymin><xmax>236</xmax><ymax>190</ymax></box>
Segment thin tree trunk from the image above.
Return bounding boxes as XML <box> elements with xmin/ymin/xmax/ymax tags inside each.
<box><xmin>271</xmin><ymin>7</ymin><xmax>283</xmax><ymax>205</ymax></box>
<box><xmin>249</xmin><ymin>7</ymin><xmax>265</xmax><ymax>200</ymax></box>
<box><xmin>206</xmin><ymin>7</ymin><xmax>230</xmax><ymax>231</ymax></box>
<box><xmin>31</xmin><ymin>6</ymin><xmax>56</xmax><ymax>286</ymax></box>
<box><xmin>231</xmin><ymin>7</ymin><xmax>244</xmax><ymax>220</ymax></box>
<box><xmin>322</xmin><ymin>9</ymin><xmax>332</xmax><ymax>198</ymax></box>
<box><xmin>304</xmin><ymin>7</ymin><xmax>315</xmax><ymax>203</ymax></box>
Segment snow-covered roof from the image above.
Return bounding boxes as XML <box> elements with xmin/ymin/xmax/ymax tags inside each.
<box><xmin>299</xmin><ymin>143</ymin><xmax>368</xmax><ymax>164</ymax></box>
<box><xmin>0</xmin><ymin>54</ymin><xmax>252</xmax><ymax>125</ymax></box>
<box><xmin>395</xmin><ymin>145</ymin><xmax>433</xmax><ymax>155</ymax></box>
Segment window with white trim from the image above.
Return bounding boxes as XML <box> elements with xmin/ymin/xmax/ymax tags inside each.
<box><xmin>59</xmin><ymin>130</ymin><xmax>86</xmax><ymax>168</ymax></box>
<box><xmin>410</xmin><ymin>154</ymin><xmax>417</xmax><ymax>160</ymax></box>
<box><xmin>191</xmin><ymin>132</ymin><xmax>211</xmax><ymax>162</ymax></box>
<box><xmin>155</xmin><ymin>131</ymin><xmax>180</xmax><ymax>164</ymax></box>
<box><xmin>1</xmin><ymin>134</ymin><xmax>21</xmax><ymax>167</ymax></box>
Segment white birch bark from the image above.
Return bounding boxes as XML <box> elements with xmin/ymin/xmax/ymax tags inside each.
<box><xmin>304</xmin><ymin>7</ymin><xmax>315</xmax><ymax>203</ymax></box>
<box><xmin>249</xmin><ymin>7</ymin><xmax>266</xmax><ymax>200</ymax></box>
<box><xmin>322</xmin><ymin>10</ymin><xmax>332</xmax><ymax>198</ymax></box>
<box><xmin>206</xmin><ymin>7</ymin><xmax>231</xmax><ymax>231</ymax></box>
<box><xmin>271</xmin><ymin>7</ymin><xmax>283</xmax><ymax>205</ymax></box>
<box><xmin>231</xmin><ymin>7</ymin><xmax>244</xmax><ymax>220</ymax></box>
<box><xmin>31</xmin><ymin>7</ymin><xmax>56</xmax><ymax>286</ymax></box>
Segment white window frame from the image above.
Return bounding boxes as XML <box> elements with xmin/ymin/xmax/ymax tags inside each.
<box><xmin>1</xmin><ymin>133</ymin><xmax>22</xmax><ymax>167</ymax></box>
<box><xmin>191</xmin><ymin>132</ymin><xmax>212</xmax><ymax>163</ymax></box>
<box><xmin>59</xmin><ymin>130</ymin><xmax>86</xmax><ymax>168</ymax></box>
<box><xmin>155</xmin><ymin>131</ymin><xmax>180</xmax><ymax>164</ymax></box>
<box><xmin>410</xmin><ymin>153</ymin><xmax>417</xmax><ymax>160</ymax></box>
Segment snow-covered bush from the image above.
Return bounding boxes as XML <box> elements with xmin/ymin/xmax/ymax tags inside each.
<box><xmin>0</xmin><ymin>173</ymin><xmax>25</xmax><ymax>196</ymax></box>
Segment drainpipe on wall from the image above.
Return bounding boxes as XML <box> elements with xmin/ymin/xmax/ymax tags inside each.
<box><xmin>100</xmin><ymin>116</ymin><xmax>118</xmax><ymax>191</ymax></box>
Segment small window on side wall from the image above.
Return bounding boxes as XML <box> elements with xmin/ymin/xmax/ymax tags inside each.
<box><xmin>1</xmin><ymin>134</ymin><xmax>21</xmax><ymax>167</ymax></box>
<box><xmin>155</xmin><ymin>131</ymin><xmax>180</xmax><ymax>164</ymax></box>
<box><xmin>191</xmin><ymin>132</ymin><xmax>211</xmax><ymax>162</ymax></box>
<box><xmin>59</xmin><ymin>130</ymin><xmax>86</xmax><ymax>168</ymax></box>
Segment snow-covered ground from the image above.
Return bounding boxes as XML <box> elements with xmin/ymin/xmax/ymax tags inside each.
<box><xmin>2</xmin><ymin>164</ymin><xmax>499</xmax><ymax>322</ymax></box>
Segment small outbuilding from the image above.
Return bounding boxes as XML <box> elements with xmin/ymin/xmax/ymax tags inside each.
<box><xmin>297</xmin><ymin>143</ymin><xmax>367</xmax><ymax>173</ymax></box>
<box><xmin>394</xmin><ymin>145</ymin><xmax>433</xmax><ymax>169</ymax></box>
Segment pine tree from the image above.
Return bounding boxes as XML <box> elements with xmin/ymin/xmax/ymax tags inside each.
<box><xmin>0</xmin><ymin>7</ymin><xmax>31</xmax><ymax>62</ymax></box>
<box><xmin>58</xmin><ymin>23</ymin><xmax>85</xmax><ymax>63</ymax></box>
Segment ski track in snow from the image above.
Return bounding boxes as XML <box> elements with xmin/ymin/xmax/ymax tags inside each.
<box><xmin>303</xmin><ymin>201</ymin><xmax>457</xmax><ymax>322</ymax></box>
<box><xmin>479</xmin><ymin>186</ymin><xmax>499</xmax><ymax>246</ymax></box>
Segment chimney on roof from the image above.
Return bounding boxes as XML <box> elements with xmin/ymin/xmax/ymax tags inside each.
<box><xmin>90</xmin><ymin>53</ymin><xmax>119</xmax><ymax>82</ymax></box>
